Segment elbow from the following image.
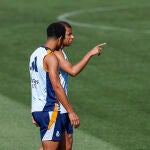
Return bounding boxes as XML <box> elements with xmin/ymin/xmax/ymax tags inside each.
<box><xmin>70</xmin><ymin>73</ymin><xmax>76</xmax><ymax>77</ymax></box>
<box><xmin>68</xmin><ymin>67</ymin><xmax>79</xmax><ymax>77</ymax></box>
<box><xmin>69</xmin><ymin>71</ymin><xmax>77</xmax><ymax>77</ymax></box>
<box><xmin>52</xmin><ymin>82</ymin><xmax>61</xmax><ymax>91</ymax></box>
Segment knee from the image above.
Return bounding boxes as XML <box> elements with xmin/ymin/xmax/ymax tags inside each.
<box><xmin>66</xmin><ymin>145</ymin><xmax>72</xmax><ymax>150</ymax></box>
<box><xmin>66</xmin><ymin>134</ymin><xmax>73</xmax><ymax>150</ymax></box>
<box><xmin>68</xmin><ymin>134</ymin><xmax>73</xmax><ymax>144</ymax></box>
<box><xmin>37</xmin><ymin>146</ymin><xmax>43</xmax><ymax>150</ymax></box>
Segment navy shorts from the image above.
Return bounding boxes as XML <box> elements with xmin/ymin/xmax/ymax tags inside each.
<box><xmin>32</xmin><ymin>111</ymin><xmax>63</xmax><ymax>141</ymax></box>
<box><xmin>60</xmin><ymin>113</ymin><xmax>73</xmax><ymax>134</ymax></box>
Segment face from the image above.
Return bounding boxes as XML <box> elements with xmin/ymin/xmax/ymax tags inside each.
<box><xmin>63</xmin><ymin>27</ymin><xmax>74</xmax><ymax>47</ymax></box>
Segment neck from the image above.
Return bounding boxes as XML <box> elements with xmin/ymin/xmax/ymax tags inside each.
<box><xmin>44</xmin><ymin>39</ymin><xmax>56</xmax><ymax>52</ymax></box>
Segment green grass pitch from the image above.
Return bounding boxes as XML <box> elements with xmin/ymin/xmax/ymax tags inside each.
<box><xmin>0</xmin><ymin>0</ymin><xmax>150</xmax><ymax>149</ymax></box>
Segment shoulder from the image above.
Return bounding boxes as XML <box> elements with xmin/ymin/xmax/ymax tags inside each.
<box><xmin>54</xmin><ymin>50</ymin><xmax>69</xmax><ymax>63</ymax></box>
<box><xmin>44</xmin><ymin>52</ymin><xmax>58</xmax><ymax>64</ymax></box>
<box><xmin>54</xmin><ymin>50</ymin><xmax>65</xmax><ymax>58</ymax></box>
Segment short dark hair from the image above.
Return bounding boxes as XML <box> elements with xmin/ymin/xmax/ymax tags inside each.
<box><xmin>47</xmin><ymin>22</ymin><xmax>66</xmax><ymax>39</ymax></box>
<box><xmin>58</xmin><ymin>21</ymin><xmax>72</xmax><ymax>28</ymax></box>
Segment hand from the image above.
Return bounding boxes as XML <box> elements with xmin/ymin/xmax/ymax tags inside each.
<box><xmin>32</xmin><ymin>116</ymin><xmax>39</xmax><ymax>127</ymax></box>
<box><xmin>90</xmin><ymin>43</ymin><xmax>107</xmax><ymax>56</ymax></box>
<box><xmin>68</xmin><ymin>112</ymin><xmax>80</xmax><ymax>128</ymax></box>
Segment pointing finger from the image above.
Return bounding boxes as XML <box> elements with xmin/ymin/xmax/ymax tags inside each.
<box><xmin>98</xmin><ymin>43</ymin><xmax>107</xmax><ymax>47</ymax></box>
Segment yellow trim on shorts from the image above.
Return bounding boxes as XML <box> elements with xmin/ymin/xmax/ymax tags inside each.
<box><xmin>48</xmin><ymin>103</ymin><xmax>58</xmax><ymax>129</ymax></box>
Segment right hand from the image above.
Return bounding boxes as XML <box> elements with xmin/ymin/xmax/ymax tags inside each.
<box><xmin>32</xmin><ymin>116</ymin><xmax>39</xmax><ymax>127</ymax></box>
<box><xmin>90</xmin><ymin>43</ymin><xmax>106</xmax><ymax>56</ymax></box>
<box><xmin>68</xmin><ymin>112</ymin><xmax>80</xmax><ymax>128</ymax></box>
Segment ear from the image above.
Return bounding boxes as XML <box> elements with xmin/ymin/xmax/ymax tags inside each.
<box><xmin>58</xmin><ymin>36</ymin><xmax>63</xmax><ymax>41</ymax></box>
<box><xmin>58</xmin><ymin>36</ymin><xmax>64</xmax><ymax>44</ymax></box>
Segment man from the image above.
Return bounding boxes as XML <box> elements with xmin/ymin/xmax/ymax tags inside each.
<box><xmin>35</xmin><ymin>21</ymin><xmax>106</xmax><ymax>150</ymax></box>
<box><xmin>29</xmin><ymin>22</ymin><xmax>80</xmax><ymax>150</ymax></box>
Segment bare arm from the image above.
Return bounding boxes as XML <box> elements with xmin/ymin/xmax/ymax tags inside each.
<box><xmin>44</xmin><ymin>53</ymin><xmax>80</xmax><ymax>127</ymax></box>
<box><xmin>55</xmin><ymin>43</ymin><xmax>106</xmax><ymax>77</ymax></box>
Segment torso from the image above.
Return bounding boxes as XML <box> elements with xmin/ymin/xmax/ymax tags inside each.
<box><xmin>58</xmin><ymin>50</ymin><xmax>69</xmax><ymax>114</ymax></box>
<box><xmin>29</xmin><ymin>46</ymin><xmax>58</xmax><ymax>112</ymax></box>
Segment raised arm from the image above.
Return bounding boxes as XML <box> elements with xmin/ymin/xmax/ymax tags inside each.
<box><xmin>55</xmin><ymin>43</ymin><xmax>106</xmax><ymax>77</ymax></box>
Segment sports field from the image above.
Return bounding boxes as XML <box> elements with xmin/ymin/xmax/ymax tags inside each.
<box><xmin>0</xmin><ymin>0</ymin><xmax>150</xmax><ymax>149</ymax></box>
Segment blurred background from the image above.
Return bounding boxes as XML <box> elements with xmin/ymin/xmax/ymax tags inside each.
<box><xmin>0</xmin><ymin>0</ymin><xmax>150</xmax><ymax>149</ymax></box>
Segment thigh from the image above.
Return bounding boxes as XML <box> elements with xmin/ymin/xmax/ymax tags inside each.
<box><xmin>42</xmin><ymin>140</ymin><xmax>59</xmax><ymax>150</ymax></box>
<box><xmin>59</xmin><ymin>113</ymin><xmax>73</xmax><ymax>150</ymax></box>
<box><xmin>59</xmin><ymin>131</ymin><xmax>73</xmax><ymax>150</ymax></box>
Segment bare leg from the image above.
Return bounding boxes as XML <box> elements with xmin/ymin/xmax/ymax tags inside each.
<box><xmin>66</xmin><ymin>133</ymin><xmax>73</xmax><ymax>150</ymax></box>
<box><xmin>59</xmin><ymin>131</ymin><xmax>73</xmax><ymax>150</ymax></box>
<box><xmin>37</xmin><ymin>146</ymin><xmax>43</xmax><ymax>150</ymax></box>
<box><xmin>42</xmin><ymin>140</ymin><xmax>59</xmax><ymax>150</ymax></box>
<box><xmin>37</xmin><ymin>132</ymin><xmax>73</xmax><ymax>150</ymax></box>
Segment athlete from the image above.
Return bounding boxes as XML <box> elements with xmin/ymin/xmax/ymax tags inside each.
<box><xmin>35</xmin><ymin>21</ymin><xmax>106</xmax><ymax>150</ymax></box>
<box><xmin>29</xmin><ymin>22</ymin><xmax>80</xmax><ymax>150</ymax></box>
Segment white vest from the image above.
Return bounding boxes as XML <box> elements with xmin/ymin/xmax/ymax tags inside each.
<box><xmin>29</xmin><ymin>46</ymin><xmax>58</xmax><ymax>112</ymax></box>
<box><xmin>58</xmin><ymin>50</ymin><xmax>69</xmax><ymax>114</ymax></box>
